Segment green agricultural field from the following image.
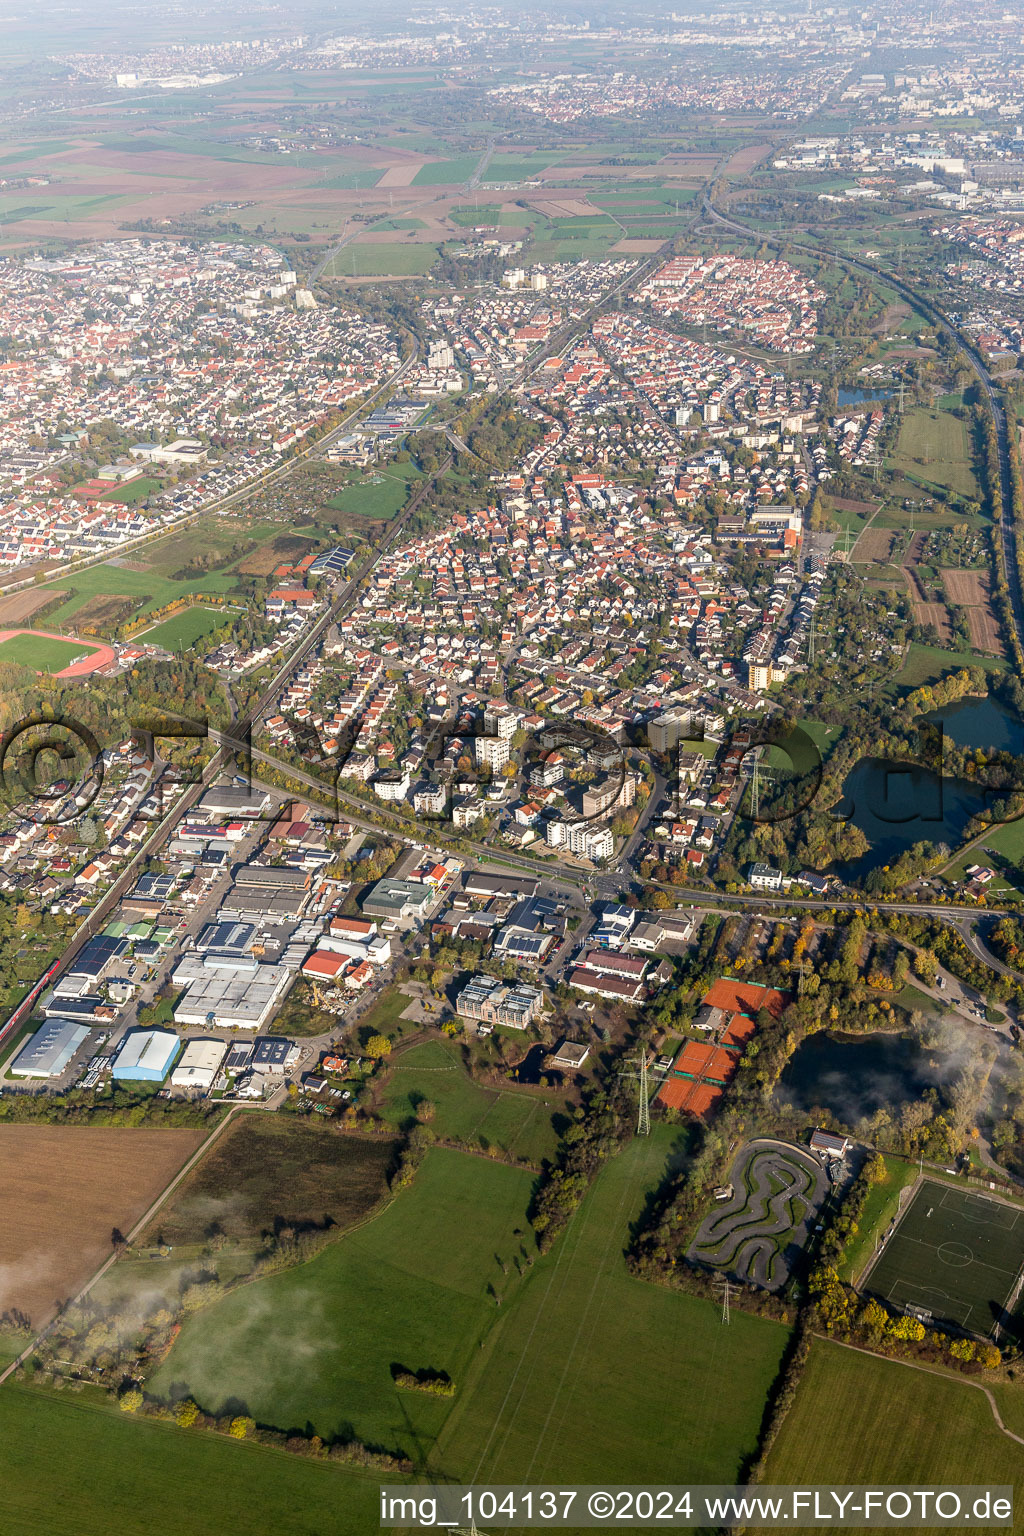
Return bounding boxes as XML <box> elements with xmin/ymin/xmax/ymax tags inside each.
<box><xmin>431</xmin><ymin>1131</ymin><xmax>789</xmax><ymax>1487</ymax></box>
<box><xmin>592</xmin><ymin>187</ymin><xmax>697</xmax><ymax>212</ymax></box>
<box><xmin>326</xmin><ymin>463</ymin><xmax>424</xmax><ymax>520</ymax></box>
<box><xmin>0</xmin><ymin>633</ymin><xmax>94</xmax><ymax>672</ymax></box>
<box><xmin>140</xmin><ymin>605</ymin><xmax>234</xmax><ymax>650</ymax></box>
<box><xmin>0</xmin><ymin>1386</ymin><xmax>386</xmax><ymax>1536</ymax></box>
<box><xmin>528</xmin><ymin>233</ymin><xmax>618</xmax><ymax>262</ymax></box>
<box><xmin>148</xmin><ymin>1150</ymin><xmax>537</xmax><ymax>1457</ymax></box>
<box><xmin>889</xmin><ymin>407</ymin><xmax>980</xmax><ymax>501</ymax></box>
<box><xmin>764</xmin><ymin>1340</ymin><xmax>1022</xmax><ymax>1532</ymax></box>
<box><xmin>378</xmin><ymin>1039</ymin><xmax>561</xmax><ymax>1165</ymax></box>
<box><xmin>0</xmin><ymin>139</ymin><xmax>72</xmax><ymax>163</ymax></box>
<box><xmin>35</xmin><ymin>518</ymin><xmax>290</xmax><ymax>628</ymax></box>
<box><xmin>325</xmin><ymin>241</ymin><xmax>439</xmax><ymax>276</ymax></box>
<box><xmin>896</xmin><ymin>642</ymin><xmax>1007</xmax><ymax>691</ymax></box>
<box><xmin>412</xmin><ymin>155</ymin><xmax>481</xmax><ymax>186</ymax></box>
<box><xmin>448</xmin><ymin>203</ymin><xmax>502</xmax><ymax>225</ymax></box>
<box><xmin>145</xmin><ymin>518</ymin><xmax>288</xmax><ymax>580</ymax></box>
<box><xmin>483</xmin><ymin>154</ymin><xmax>562</xmax><ymax>182</ymax></box>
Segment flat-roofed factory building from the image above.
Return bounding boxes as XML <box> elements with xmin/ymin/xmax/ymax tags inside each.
<box><xmin>10</xmin><ymin>1018</ymin><xmax>91</xmax><ymax>1078</ymax></box>
<box><xmin>112</xmin><ymin>1028</ymin><xmax>180</xmax><ymax>1082</ymax></box>
<box><xmin>170</xmin><ymin>1038</ymin><xmax>228</xmax><ymax>1091</ymax></box>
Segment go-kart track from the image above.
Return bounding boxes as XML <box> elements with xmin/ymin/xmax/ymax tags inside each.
<box><xmin>688</xmin><ymin>1138</ymin><xmax>830</xmax><ymax>1291</ymax></box>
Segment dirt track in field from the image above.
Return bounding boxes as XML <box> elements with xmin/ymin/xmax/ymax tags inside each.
<box><xmin>0</xmin><ymin>1126</ymin><xmax>205</xmax><ymax>1327</ymax></box>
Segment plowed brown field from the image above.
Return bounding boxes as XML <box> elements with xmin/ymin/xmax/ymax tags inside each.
<box><xmin>0</xmin><ymin>1125</ymin><xmax>206</xmax><ymax>1326</ymax></box>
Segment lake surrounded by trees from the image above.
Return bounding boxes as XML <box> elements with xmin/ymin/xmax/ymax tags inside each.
<box><xmin>927</xmin><ymin>694</ymin><xmax>1024</xmax><ymax>757</ymax></box>
<box><xmin>777</xmin><ymin>1030</ymin><xmax>935</xmax><ymax>1122</ymax></box>
<box><xmin>837</xmin><ymin>756</ymin><xmax>984</xmax><ymax>878</ymax></box>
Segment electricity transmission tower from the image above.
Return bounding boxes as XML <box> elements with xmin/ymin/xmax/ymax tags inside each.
<box><xmin>716</xmin><ymin>1276</ymin><xmax>731</xmax><ymax>1325</ymax></box>
<box><xmin>637</xmin><ymin>1050</ymin><xmax>650</xmax><ymax>1136</ymax></box>
<box><xmin>619</xmin><ymin>1050</ymin><xmax>661</xmax><ymax>1135</ymax></box>
<box><xmin>749</xmin><ymin>756</ymin><xmax>776</xmax><ymax>821</ymax></box>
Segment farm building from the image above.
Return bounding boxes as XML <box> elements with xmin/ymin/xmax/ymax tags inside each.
<box><xmin>112</xmin><ymin>1028</ymin><xmax>180</xmax><ymax>1082</ymax></box>
<box><xmin>170</xmin><ymin>1038</ymin><xmax>228</xmax><ymax>1091</ymax></box>
<box><xmin>10</xmin><ymin>1017</ymin><xmax>91</xmax><ymax>1078</ymax></box>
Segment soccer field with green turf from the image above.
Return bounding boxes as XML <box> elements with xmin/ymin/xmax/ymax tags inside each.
<box><xmin>0</xmin><ymin>633</ymin><xmax>95</xmax><ymax>672</ymax></box>
<box><xmin>862</xmin><ymin>1179</ymin><xmax>1024</xmax><ymax>1334</ymax></box>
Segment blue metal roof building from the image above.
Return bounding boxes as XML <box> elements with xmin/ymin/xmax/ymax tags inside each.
<box><xmin>112</xmin><ymin>1028</ymin><xmax>180</xmax><ymax>1082</ymax></box>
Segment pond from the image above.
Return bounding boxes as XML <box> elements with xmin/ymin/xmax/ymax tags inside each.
<box><xmin>927</xmin><ymin>693</ymin><xmax>1024</xmax><ymax>758</ymax></box>
<box><xmin>512</xmin><ymin>1043</ymin><xmax>548</xmax><ymax>1085</ymax></box>
<box><xmin>836</xmin><ymin>755</ymin><xmax>985</xmax><ymax>879</ymax></box>
<box><xmin>837</xmin><ymin>386</ymin><xmax>895</xmax><ymax>406</ymax></box>
<box><xmin>777</xmin><ymin>1030</ymin><xmax>935</xmax><ymax>1122</ymax></box>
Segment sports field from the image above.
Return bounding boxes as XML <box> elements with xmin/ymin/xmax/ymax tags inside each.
<box><xmin>764</xmin><ymin>1338</ymin><xmax>1022</xmax><ymax>1531</ymax></box>
<box><xmin>863</xmin><ymin>1180</ymin><xmax>1024</xmax><ymax>1334</ymax></box>
<box><xmin>0</xmin><ymin>633</ymin><xmax>92</xmax><ymax>672</ymax></box>
<box><xmin>141</xmin><ymin>606</ymin><xmax>231</xmax><ymax>650</ymax></box>
<box><xmin>101</xmin><ymin>477</ymin><xmax>162</xmax><ymax>504</ymax></box>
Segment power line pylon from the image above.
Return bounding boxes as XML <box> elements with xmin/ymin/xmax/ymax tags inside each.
<box><xmin>717</xmin><ymin>1276</ymin><xmax>731</xmax><ymax>1325</ymax></box>
<box><xmin>637</xmin><ymin>1049</ymin><xmax>650</xmax><ymax>1136</ymax></box>
<box><xmin>750</xmin><ymin>757</ymin><xmax>776</xmax><ymax>822</ymax></box>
